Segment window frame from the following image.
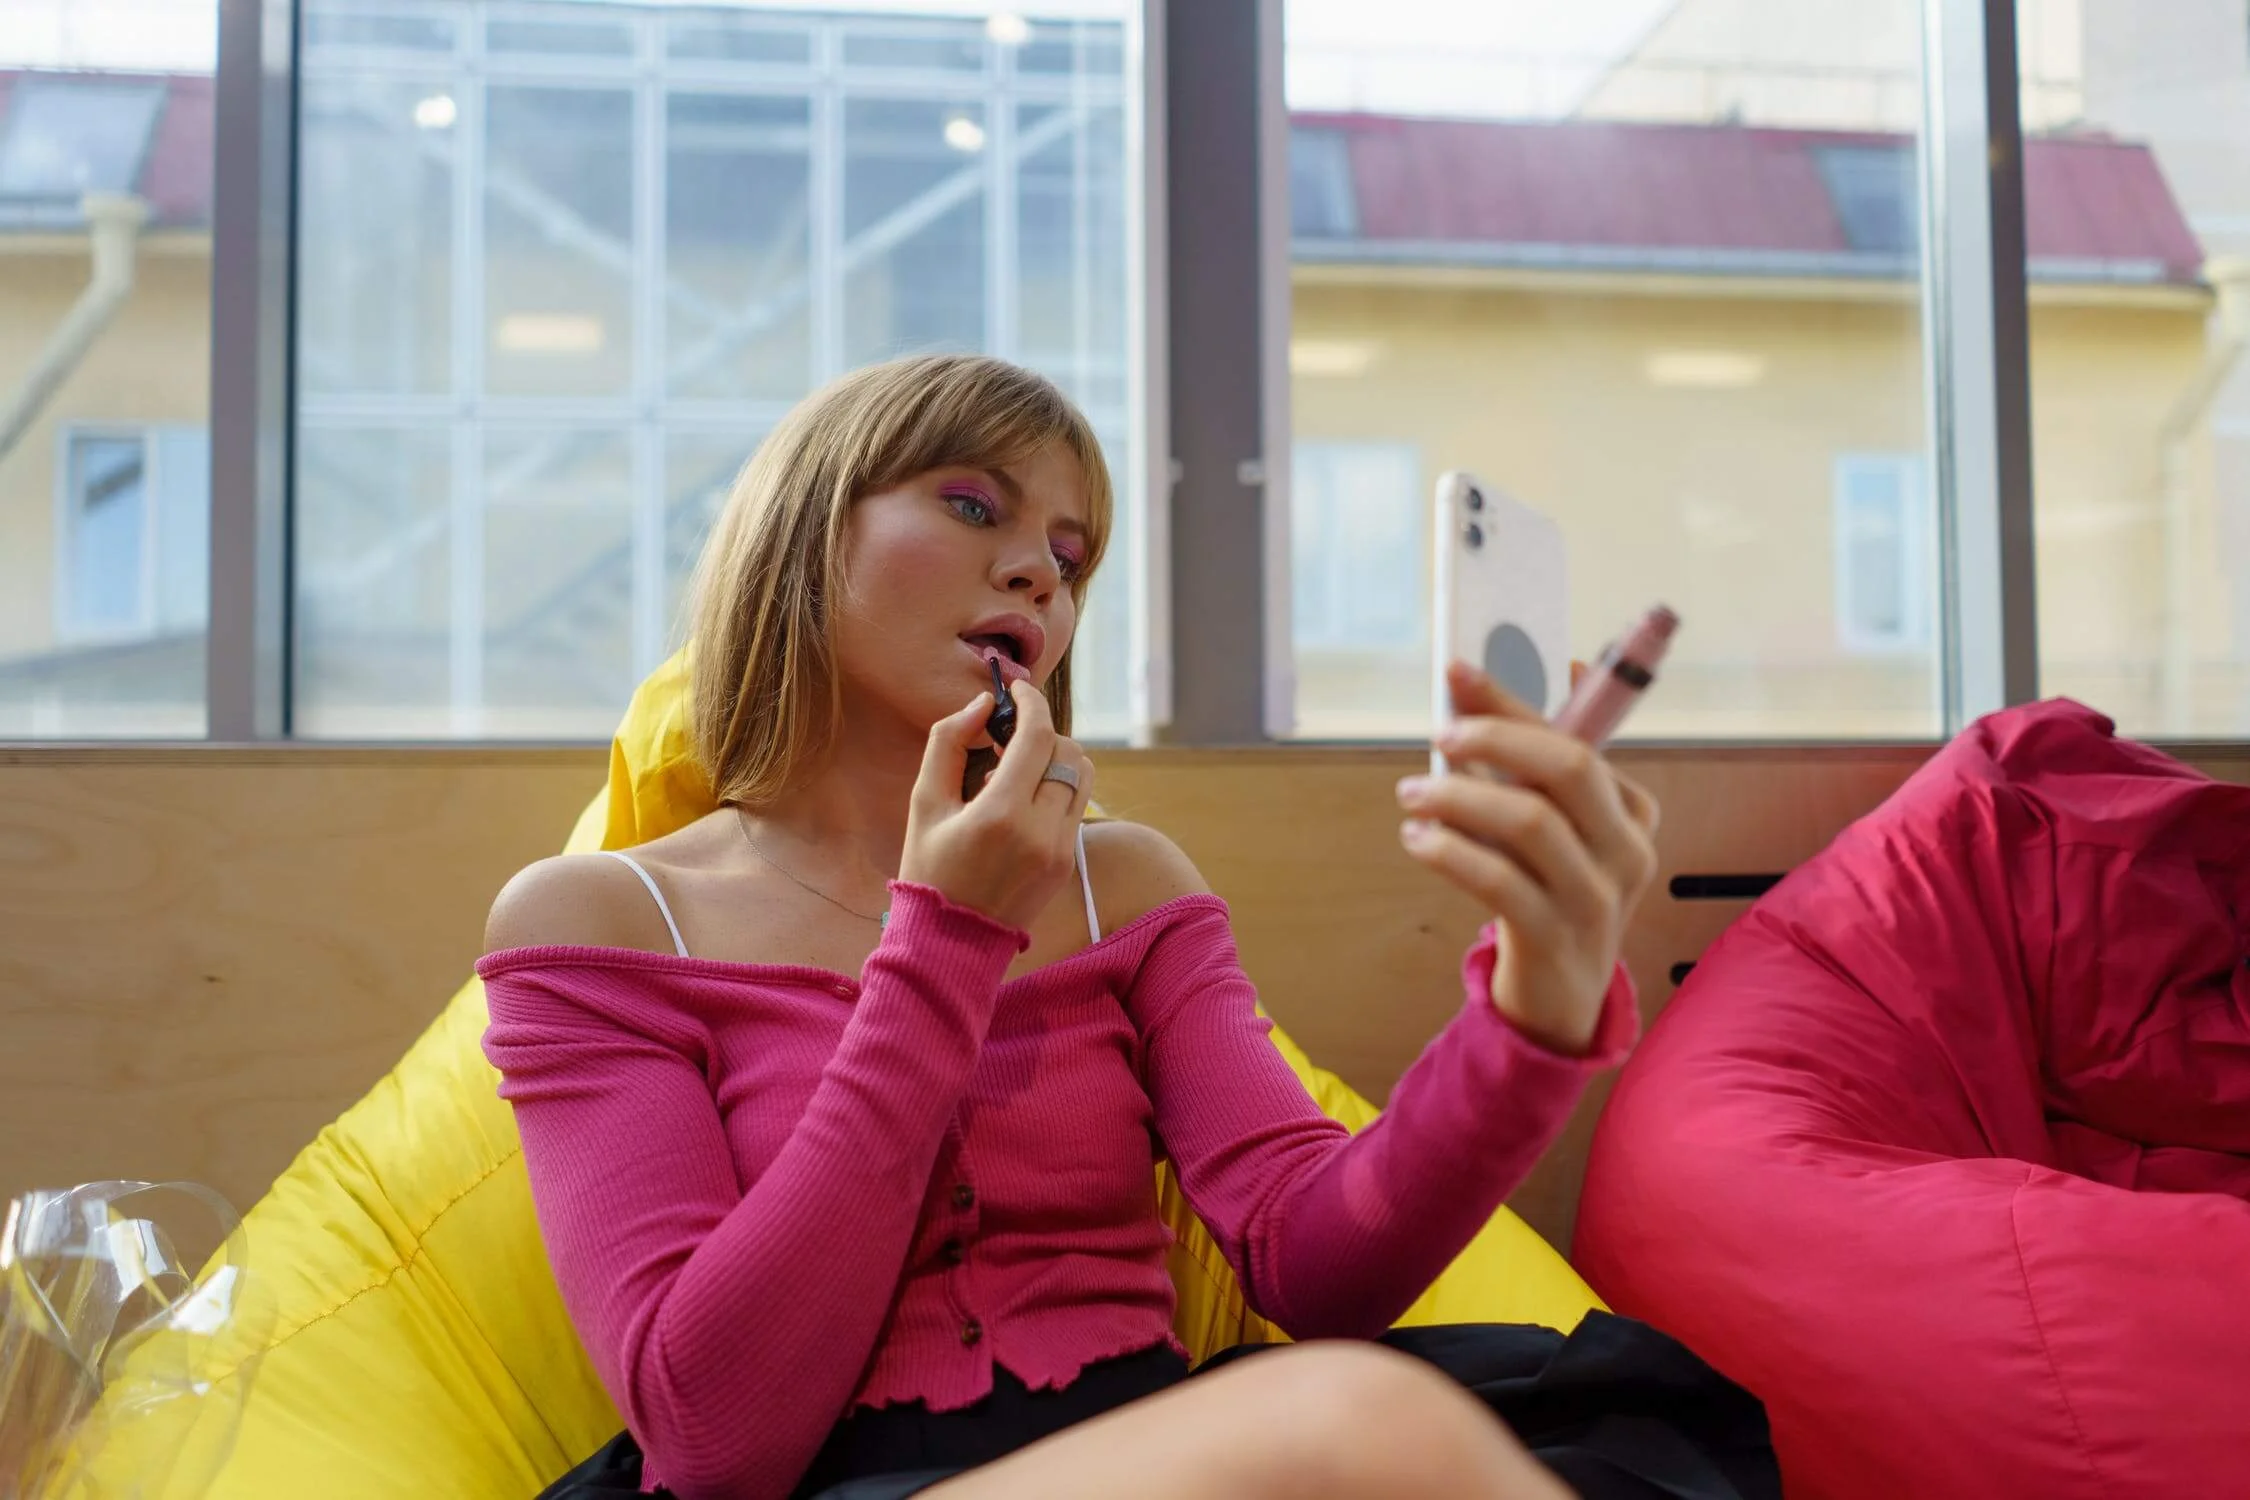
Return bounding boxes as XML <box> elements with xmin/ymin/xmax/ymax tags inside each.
<box><xmin>201</xmin><ymin>0</ymin><xmax>1164</xmax><ymax>745</ymax></box>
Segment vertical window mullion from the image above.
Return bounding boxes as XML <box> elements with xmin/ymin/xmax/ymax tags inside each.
<box><xmin>1918</xmin><ymin>0</ymin><xmax>2038</xmax><ymax>734</ymax></box>
<box><xmin>450</xmin><ymin>18</ymin><xmax>487</xmax><ymax>736</ymax></box>
<box><xmin>206</xmin><ymin>0</ymin><xmax>297</xmax><ymax>739</ymax></box>
<box><xmin>632</xmin><ymin>15</ymin><xmax>667</xmax><ymax>676</ymax></box>
<box><xmin>985</xmin><ymin>36</ymin><xmax>1016</xmax><ymax>362</ymax></box>
<box><xmin>1162</xmin><ymin>0</ymin><xmax>1269</xmax><ymax>744</ymax></box>
<box><xmin>810</xmin><ymin>27</ymin><xmax>843</xmax><ymax>386</ymax></box>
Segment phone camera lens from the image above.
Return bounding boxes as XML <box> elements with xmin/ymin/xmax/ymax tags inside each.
<box><xmin>1465</xmin><ymin>521</ymin><xmax>1485</xmax><ymax>550</ymax></box>
<box><xmin>1466</xmin><ymin>487</ymin><xmax>1486</xmax><ymax>513</ymax></box>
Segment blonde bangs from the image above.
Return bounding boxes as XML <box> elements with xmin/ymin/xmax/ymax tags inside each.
<box><xmin>686</xmin><ymin>354</ymin><xmax>1115</xmax><ymax>808</ymax></box>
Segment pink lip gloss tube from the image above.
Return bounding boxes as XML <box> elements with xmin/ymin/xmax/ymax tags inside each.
<box><xmin>1550</xmin><ymin>605</ymin><xmax>1679</xmax><ymax>749</ymax></box>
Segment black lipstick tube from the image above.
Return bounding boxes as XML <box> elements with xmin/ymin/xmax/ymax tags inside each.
<box><xmin>985</xmin><ymin>656</ymin><xmax>1017</xmax><ymax>747</ymax></box>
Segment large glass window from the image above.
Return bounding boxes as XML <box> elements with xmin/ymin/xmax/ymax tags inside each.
<box><xmin>2020</xmin><ymin>0</ymin><xmax>2250</xmax><ymax>737</ymax></box>
<box><xmin>19</xmin><ymin>2</ymin><xmax>2234</xmax><ymax>750</ymax></box>
<box><xmin>0</xmin><ymin>13</ymin><xmax>217</xmax><ymax>737</ymax></box>
<box><xmin>1283</xmin><ymin>0</ymin><xmax>1940</xmax><ymax>739</ymax></box>
<box><xmin>294</xmin><ymin>0</ymin><xmax>1140</xmax><ymax>740</ymax></box>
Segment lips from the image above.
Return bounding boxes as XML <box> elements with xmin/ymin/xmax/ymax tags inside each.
<box><xmin>960</xmin><ymin>614</ymin><xmax>1045</xmax><ymax>685</ymax></box>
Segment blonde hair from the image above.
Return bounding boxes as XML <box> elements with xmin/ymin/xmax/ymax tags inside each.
<box><xmin>686</xmin><ymin>354</ymin><xmax>1114</xmax><ymax>809</ymax></box>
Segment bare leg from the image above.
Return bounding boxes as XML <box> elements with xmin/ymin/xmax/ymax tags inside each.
<box><xmin>925</xmin><ymin>1341</ymin><xmax>1572</xmax><ymax>1500</ymax></box>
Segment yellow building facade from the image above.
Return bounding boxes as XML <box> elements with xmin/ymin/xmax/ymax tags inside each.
<box><xmin>1288</xmin><ymin>268</ymin><xmax>2221</xmax><ymax>738</ymax></box>
<box><xmin>1</xmin><ymin>238</ymin><xmax>212</xmax><ymax>737</ymax></box>
<box><xmin>5</xmin><ymin>230</ymin><xmax>2223</xmax><ymax>741</ymax></box>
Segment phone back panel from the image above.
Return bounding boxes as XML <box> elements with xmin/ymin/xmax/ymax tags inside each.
<box><xmin>1432</xmin><ymin>471</ymin><xmax>1570</xmax><ymax>750</ymax></box>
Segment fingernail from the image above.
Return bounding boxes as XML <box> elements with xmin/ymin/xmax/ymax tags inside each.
<box><xmin>1434</xmin><ymin>726</ymin><xmax>1462</xmax><ymax>752</ymax></box>
<box><xmin>1400</xmin><ymin>817</ymin><xmax>1437</xmax><ymax>850</ymax></box>
<box><xmin>1395</xmin><ymin>775</ymin><xmax>1431</xmax><ymax>806</ymax></box>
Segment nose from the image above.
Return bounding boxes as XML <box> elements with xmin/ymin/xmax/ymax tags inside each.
<box><xmin>998</xmin><ymin>543</ymin><xmax>1061</xmax><ymax>604</ymax></box>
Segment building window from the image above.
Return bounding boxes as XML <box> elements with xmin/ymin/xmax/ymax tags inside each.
<box><xmin>1833</xmin><ymin>453</ymin><xmax>1931</xmax><ymax>655</ymax></box>
<box><xmin>1814</xmin><ymin>144</ymin><xmax>1920</xmax><ymax>257</ymax></box>
<box><xmin>1291</xmin><ymin>441</ymin><xmax>1423</xmax><ymax>652</ymax></box>
<box><xmin>0</xmin><ymin>77</ymin><xmax>166</xmax><ymax>222</ymax></box>
<box><xmin>1289</xmin><ymin>127</ymin><xmax>1356</xmax><ymax>242</ymax></box>
<box><xmin>57</xmin><ymin>426</ymin><xmax>211</xmax><ymax>643</ymax></box>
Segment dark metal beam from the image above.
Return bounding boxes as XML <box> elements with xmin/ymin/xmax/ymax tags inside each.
<box><xmin>1161</xmin><ymin>0</ymin><xmax>1271</xmax><ymax>742</ymax></box>
<box><xmin>206</xmin><ymin>0</ymin><xmax>297</xmax><ymax>739</ymax></box>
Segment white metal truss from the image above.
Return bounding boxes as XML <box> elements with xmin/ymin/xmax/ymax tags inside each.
<box><xmin>294</xmin><ymin>0</ymin><xmax>1138</xmax><ymax>736</ymax></box>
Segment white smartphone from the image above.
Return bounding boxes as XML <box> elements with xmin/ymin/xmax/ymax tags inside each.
<box><xmin>1430</xmin><ymin>470</ymin><xmax>1570</xmax><ymax>773</ymax></box>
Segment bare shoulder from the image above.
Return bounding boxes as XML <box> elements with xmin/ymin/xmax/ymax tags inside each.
<box><xmin>1082</xmin><ymin>819</ymin><xmax>1214</xmax><ymax>932</ymax></box>
<box><xmin>483</xmin><ymin>852</ymin><xmax>680</xmax><ymax>957</ymax></box>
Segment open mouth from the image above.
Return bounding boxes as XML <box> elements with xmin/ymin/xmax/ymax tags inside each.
<box><xmin>961</xmin><ymin>619</ymin><xmax>1042</xmax><ymax>685</ymax></box>
<box><xmin>963</xmin><ymin>631</ymin><xmax>1026</xmax><ymax>667</ymax></box>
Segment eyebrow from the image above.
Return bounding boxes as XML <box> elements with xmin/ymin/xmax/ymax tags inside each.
<box><xmin>978</xmin><ymin>467</ymin><xmax>1087</xmax><ymax>538</ymax></box>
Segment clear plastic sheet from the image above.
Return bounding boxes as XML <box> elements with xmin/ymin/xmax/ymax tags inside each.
<box><xmin>1</xmin><ymin>1182</ymin><xmax>265</xmax><ymax>1499</ymax></box>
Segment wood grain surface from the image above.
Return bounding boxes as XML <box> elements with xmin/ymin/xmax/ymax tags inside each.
<box><xmin>0</xmin><ymin>749</ymin><xmax>603</xmax><ymax>1216</ymax></box>
<box><xmin>4</xmin><ymin>742</ymin><xmax>2245</xmax><ymax>1253</ymax></box>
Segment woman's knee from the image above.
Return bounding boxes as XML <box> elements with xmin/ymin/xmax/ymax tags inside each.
<box><xmin>1257</xmin><ymin>1339</ymin><xmax>1460</xmax><ymax>1427</ymax></box>
<box><xmin>1230</xmin><ymin>1340</ymin><xmax>1558</xmax><ymax>1497</ymax></box>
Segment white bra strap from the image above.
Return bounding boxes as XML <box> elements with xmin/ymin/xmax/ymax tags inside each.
<box><xmin>1075</xmin><ymin>822</ymin><xmax>1101</xmax><ymax>944</ymax></box>
<box><xmin>599</xmin><ymin>850</ymin><xmax>689</xmax><ymax>958</ymax></box>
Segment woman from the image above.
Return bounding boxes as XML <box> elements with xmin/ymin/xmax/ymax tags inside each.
<box><xmin>480</xmin><ymin>355</ymin><xmax>1665</xmax><ymax>1500</ymax></box>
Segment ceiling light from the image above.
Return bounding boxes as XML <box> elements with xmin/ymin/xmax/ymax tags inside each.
<box><xmin>986</xmin><ymin>13</ymin><xmax>1031</xmax><ymax>46</ymax></box>
<box><xmin>1644</xmin><ymin>350</ymin><xmax>1766</xmax><ymax>389</ymax></box>
<box><xmin>495</xmin><ymin>313</ymin><xmax>604</xmax><ymax>354</ymax></box>
<box><xmin>943</xmin><ymin>114</ymin><xmax>987</xmax><ymax>153</ymax></box>
<box><xmin>1289</xmin><ymin>339</ymin><xmax>1380</xmax><ymax>378</ymax></box>
<box><xmin>412</xmin><ymin>93</ymin><xmax>457</xmax><ymax>131</ymax></box>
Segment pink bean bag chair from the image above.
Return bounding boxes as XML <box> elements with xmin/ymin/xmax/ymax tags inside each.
<box><xmin>1577</xmin><ymin>700</ymin><xmax>2250</xmax><ymax>1500</ymax></box>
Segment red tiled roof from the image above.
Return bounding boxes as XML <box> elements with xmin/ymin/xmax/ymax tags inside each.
<box><xmin>135</xmin><ymin>72</ymin><xmax>214</xmax><ymax>228</ymax></box>
<box><xmin>2022</xmin><ymin>132</ymin><xmax>2203</xmax><ymax>279</ymax></box>
<box><xmin>1</xmin><ymin>69</ymin><xmax>2207</xmax><ymax>285</ymax></box>
<box><xmin>1313</xmin><ymin>114</ymin><xmax>1862</xmax><ymax>253</ymax></box>
<box><xmin>1294</xmin><ymin>113</ymin><xmax>2205</xmax><ymax>285</ymax></box>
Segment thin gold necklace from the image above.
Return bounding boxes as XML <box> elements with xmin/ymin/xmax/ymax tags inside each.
<box><xmin>733</xmin><ymin>806</ymin><xmax>890</xmax><ymax>928</ymax></box>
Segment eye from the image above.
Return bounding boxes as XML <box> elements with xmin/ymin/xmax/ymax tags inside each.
<box><xmin>1052</xmin><ymin>547</ymin><xmax>1085</xmax><ymax>584</ymax></box>
<box><xmin>943</xmin><ymin>488</ymin><xmax>998</xmax><ymax>527</ymax></box>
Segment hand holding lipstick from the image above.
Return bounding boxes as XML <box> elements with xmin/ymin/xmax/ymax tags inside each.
<box><xmin>1396</xmin><ymin>660</ymin><xmax>1661</xmax><ymax>1056</ymax></box>
<box><xmin>902</xmin><ymin>678</ymin><xmax>1094</xmax><ymax>933</ymax></box>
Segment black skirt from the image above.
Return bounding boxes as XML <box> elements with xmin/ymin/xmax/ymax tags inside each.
<box><xmin>539</xmin><ymin>1313</ymin><xmax>1778</xmax><ymax>1500</ymax></box>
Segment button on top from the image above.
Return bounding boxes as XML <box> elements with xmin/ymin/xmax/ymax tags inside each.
<box><xmin>940</xmin><ymin>1238</ymin><xmax>966</xmax><ymax>1266</ymax></box>
<box><xmin>959</xmin><ymin>1318</ymin><xmax>983</xmax><ymax>1346</ymax></box>
<box><xmin>951</xmin><ymin>1182</ymin><xmax>976</xmax><ymax>1211</ymax></box>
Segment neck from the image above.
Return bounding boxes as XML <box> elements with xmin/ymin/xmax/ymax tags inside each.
<box><xmin>746</xmin><ymin>709</ymin><xmax>925</xmax><ymax>885</ymax></box>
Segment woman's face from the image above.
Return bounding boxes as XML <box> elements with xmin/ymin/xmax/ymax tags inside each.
<box><xmin>833</xmin><ymin>440</ymin><xmax>1092</xmax><ymax>741</ymax></box>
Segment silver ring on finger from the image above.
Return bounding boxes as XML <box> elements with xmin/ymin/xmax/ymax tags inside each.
<box><xmin>1039</xmin><ymin>761</ymin><xmax>1080</xmax><ymax>794</ymax></box>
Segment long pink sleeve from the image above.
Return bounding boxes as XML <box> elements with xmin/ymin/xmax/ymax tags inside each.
<box><xmin>479</xmin><ymin>883</ymin><xmax>1023</xmax><ymax>1500</ymax></box>
<box><xmin>1128</xmin><ymin>906</ymin><xmax>1636</xmax><ymax>1339</ymax></box>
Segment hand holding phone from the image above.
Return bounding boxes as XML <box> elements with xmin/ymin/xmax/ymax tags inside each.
<box><xmin>1401</xmin><ymin>606</ymin><xmax>1676</xmax><ymax>1056</ymax></box>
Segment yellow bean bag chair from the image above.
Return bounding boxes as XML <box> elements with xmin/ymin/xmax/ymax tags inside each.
<box><xmin>85</xmin><ymin>654</ymin><xmax>1600</xmax><ymax>1497</ymax></box>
